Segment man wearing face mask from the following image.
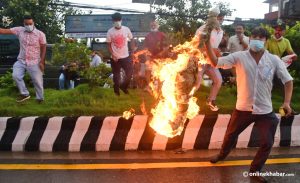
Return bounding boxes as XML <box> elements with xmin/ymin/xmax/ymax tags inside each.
<box><xmin>205</xmin><ymin>27</ymin><xmax>293</xmax><ymax>182</ymax></box>
<box><xmin>194</xmin><ymin>7</ymin><xmax>226</xmax><ymax>112</ymax></box>
<box><xmin>107</xmin><ymin>12</ymin><xmax>135</xmax><ymax>96</ymax></box>
<box><xmin>266</xmin><ymin>24</ymin><xmax>297</xmax><ymax>62</ymax></box>
<box><xmin>0</xmin><ymin>15</ymin><xmax>47</xmax><ymax>103</ymax></box>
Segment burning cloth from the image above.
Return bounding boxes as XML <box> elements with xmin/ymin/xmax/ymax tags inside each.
<box><xmin>129</xmin><ymin>8</ymin><xmax>220</xmax><ymax>138</ymax></box>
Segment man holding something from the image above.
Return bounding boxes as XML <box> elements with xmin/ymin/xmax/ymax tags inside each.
<box><xmin>205</xmin><ymin>27</ymin><xmax>293</xmax><ymax>183</ymax></box>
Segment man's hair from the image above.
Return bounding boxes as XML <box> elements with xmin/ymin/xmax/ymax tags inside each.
<box><xmin>111</xmin><ymin>12</ymin><xmax>122</xmax><ymax>21</ymax></box>
<box><xmin>235</xmin><ymin>23</ymin><xmax>245</xmax><ymax>29</ymax></box>
<box><xmin>218</xmin><ymin>11</ymin><xmax>227</xmax><ymax>17</ymax></box>
<box><xmin>251</xmin><ymin>27</ymin><xmax>270</xmax><ymax>39</ymax></box>
<box><xmin>272</xmin><ymin>23</ymin><xmax>286</xmax><ymax>31</ymax></box>
<box><xmin>23</xmin><ymin>15</ymin><xmax>33</xmax><ymax>20</ymax></box>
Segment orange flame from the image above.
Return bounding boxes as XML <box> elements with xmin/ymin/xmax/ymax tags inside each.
<box><xmin>148</xmin><ymin>37</ymin><xmax>207</xmax><ymax>138</ymax></box>
<box><xmin>129</xmin><ymin>36</ymin><xmax>208</xmax><ymax>138</ymax></box>
<box><xmin>122</xmin><ymin>108</ymin><xmax>135</xmax><ymax>120</ymax></box>
<box><xmin>140</xmin><ymin>99</ymin><xmax>148</xmax><ymax>116</ymax></box>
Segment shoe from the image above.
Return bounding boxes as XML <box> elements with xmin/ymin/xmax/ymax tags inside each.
<box><xmin>16</xmin><ymin>95</ymin><xmax>30</xmax><ymax>102</ymax></box>
<box><xmin>206</xmin><ymin>100</ymin><xmax>219</xmax><ymax>112</ymax></box>
<box><xmin>36</xmin><ymin>99</ymin><xmax>44</xmax><ymax>104</ymax></box>
<box><xmin>120</xmin><ymin>87</ymin><xmax>129</xmax><ymax>94</ymax></box>
<box><xmin>210</xmin><ymin>154</ymin><xmax>225</xmax><ymax>163</ymax></box>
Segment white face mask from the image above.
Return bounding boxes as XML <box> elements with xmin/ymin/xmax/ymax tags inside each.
<box><xmin>272</xmin><ymin>35</ymin><xmax>283</xmax><ymax>41</ymax></box>
<box><xmin>249</xmin><ymin>39</ymin><xmax>265</xmax><ymax>52</ymax></box>
<box><xmin>151</xmin><ymin>28</ymin><xmax>158</xmax><ymax>32</ymax></box>
<box><xmin>24</xmin><ymin>25</ymin><xmax>34</xmax><ymax>32</ymax></box>
<box><xmin>113</xmin><ymin>21</ymin><xmax>122</xmax><ymax>28</ymax></box>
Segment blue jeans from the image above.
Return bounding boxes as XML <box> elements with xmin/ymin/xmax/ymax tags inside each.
<box><xmin>12</xmin><ymin>61</ymin><xmax>44</xmax><ymax>100</ymax></box>
<box><xmin>58</xmin><ymin>73</ymin><xmax>74</xmax><ymax>90</ymax></box>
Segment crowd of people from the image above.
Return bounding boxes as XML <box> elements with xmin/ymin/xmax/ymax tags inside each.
<box><xmin>0</xmin><ymin>7</ymin><xmax>299</xmax><ymax>183</ymax></box>
<box><xmin>0</xmin><ymin>12</ymin><xmax>297</xmax><ymax>111</ymax></box>
<box><xmin>105</xmin><ymin>10</ymin><xmax>297</xmax><ymax>182</ymax></box>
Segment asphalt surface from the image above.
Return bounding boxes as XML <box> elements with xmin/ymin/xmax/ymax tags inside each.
<box><xmin>0</xmin><ymin>147</ymin><xmax>299</xmax><ymax>183</ymax></box>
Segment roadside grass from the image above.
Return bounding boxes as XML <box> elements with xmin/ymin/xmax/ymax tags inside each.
<box><xmin>0</xmin><ymin>84</ymin><xmax>299</xmax><ymax>116</ymax></box>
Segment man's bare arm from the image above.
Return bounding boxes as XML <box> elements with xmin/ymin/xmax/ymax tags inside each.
<box><xmin>107</xmin><ymin>42</ymin><xmax>117</xmax><ymax>61</ymax></box>
<box><xmin>282</xmin><ymin>80</ymin><xmax>293</xmax><ymax>116</ymax></box>
<box><xmin>39</xmin><ymin>44</ymin><xmax>47</xmax><ymax>72</ymax></box>
<box><xmin>0</xmin><ymin>28</ymin><xmax>13</xmax><ymax>34</ymax></box>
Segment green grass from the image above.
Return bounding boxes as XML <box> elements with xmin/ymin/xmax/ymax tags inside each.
<box><xmin>0</xmin><ymin>84</ymin><xmax>299</xmax><ymax>116</ymax></box>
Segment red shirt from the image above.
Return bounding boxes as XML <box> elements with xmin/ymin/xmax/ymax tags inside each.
<box><xmin>144</xmin><ymin>31</ymin><xmax>166</xmax><ymax>56</ymax></box>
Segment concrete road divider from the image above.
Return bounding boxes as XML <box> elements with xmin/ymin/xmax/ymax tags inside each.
<box><xmin>0</xmin><ymin>114</ymin><xmax>299</xmax><ymax>152</ymax></box>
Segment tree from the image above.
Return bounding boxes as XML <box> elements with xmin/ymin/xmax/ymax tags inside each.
<box><xmin>154</xmin><ymin>0</ymin><xmax>234</xmax><ymax>42</ymax></box>
<box><xmin>0</xmin><ymin>0</ymin><xmax>80</xmax><ymax>43</ymax></box>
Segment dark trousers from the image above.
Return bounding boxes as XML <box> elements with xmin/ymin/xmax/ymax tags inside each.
<box><xmin>219</xmin><ymin>109</ymin><xmax>279</xmax><ymax>172</ymax></box>
<box><xmin>111</xmin><ymin>56</ymin><xmax>133</xmax><ymax>93</ymax></box>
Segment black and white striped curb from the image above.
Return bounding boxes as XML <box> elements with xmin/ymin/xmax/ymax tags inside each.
<box><xmin>0</xmin><ymin>114</ymin><xmax>299</xmax><ymax>152</ymax></box>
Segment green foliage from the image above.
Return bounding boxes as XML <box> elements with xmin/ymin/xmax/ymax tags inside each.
<box><xmin>285</xmin><ymin>22</ymin><xmax>300</xmax><ymax>53</ymax></box>
<box><xmin>81</xmin><ymin>64</ymin><xmax>112</xmax><ymax>87</ymax></box>
<box><xmin>263</xmin><ymin>22</ymin><xmax>300</xmax><ymax>82</ymax></box>
<box><xmin>222</xmin><ymin>24</ymin><xmax>235</xmax><ymax>37</ymax></box>
<box><xmin>262</xmin><ymin>24</ymin><xmax>275</xmax><ymax>35</ymax></box>
<box><xmin>0</xmin><ymin>71</ymin><xmax>15</xmax><ymax>88</ymax></box>
<box><xmin>155</xmin><ymin>0</ymin><xmax>234</xmax><ymax>42</ymax></box>
<box><xmin>52</xmin><ymin>41</ymin><xmax>112</xmax><ymax>87</ymax></box>
<box><xmin>165</xmin><ymin>31</ymin><xmax>189</xmax><ymax>46</ymax></box>
<box><xmin>52</xmin><ymin>41</ymin><xmax>91</xmax><ymax>66</ymax></box>
<box><xmin>0</xmin><ymin>0</ymin><xmax>80</xmax><ymax>43</ymax></box>
<box><xmin>0</xmin><ymin>84</ymin><xmax>299</xmax><ymax>116</ymax></box>
<box><xmin>0</xmin><ymin>70</ymin><xmax>32</xmax><ymax>89</ymax></box>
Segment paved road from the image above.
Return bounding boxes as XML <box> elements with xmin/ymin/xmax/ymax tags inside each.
<box><xmin>0</xmin><ymin>147</ymin><xmax>299</xmax><ymax>183</ymax></box>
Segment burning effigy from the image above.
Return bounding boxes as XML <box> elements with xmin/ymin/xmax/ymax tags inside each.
<box><xmin>129</xmin><ymin>37</ymin><xmax>205</xmax><ymax>138</ymax></box>
<box><xmin>124</xmin><ymin>7</ymin><xmax>220</xmax><ymax>138</ymax></box>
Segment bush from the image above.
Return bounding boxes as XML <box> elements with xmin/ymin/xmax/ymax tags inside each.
<box><xmin>0</xmin><ymin>70</ymin><xmax>32</xmax><ymax>89</ymax></box>
<box><xmin>52</xmin><ymin>40</ymin><xmax>112</xmax><ymax>87</ymax></box>
<box><xmin>0</xmin><ymin>71</ymin><xmax>15</xmax><ymax>88</ymax></box>
<box><xmin>81</xmin><ymin>63</ymin><xmax>112</xmax><ymax>87</ymax></box>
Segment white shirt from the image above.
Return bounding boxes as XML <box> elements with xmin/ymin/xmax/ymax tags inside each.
<box><xmin>106</xmin><ymin>26</ymin><xmax>133</xmax><ymax>59</ymax></box>
<box><xmin>227</xmin><ymin>34</ymin><xmax>249</xmax><ymax>53</ymax></box>
<box><xmin>217</xmin><ymin>50</ymin><xmax>293</xmax><ymax>114</ymax></box>
<box><xmin>195</xmin><ymin>24</ymin><xmax>223</xmax><ymax>48</ymax></box>
<box><xmin>90</xmin><ymin>54</ymin><xmax>102</xmax><ymax>67</ymax></box>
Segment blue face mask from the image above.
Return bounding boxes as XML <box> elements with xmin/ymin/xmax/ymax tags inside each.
<box><xmin>249</xmin><ymin>40</ymin><xmax>265</xmax><ymax>52</ymax></box>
